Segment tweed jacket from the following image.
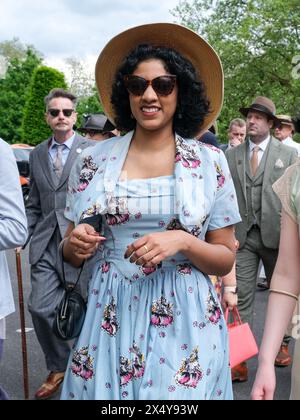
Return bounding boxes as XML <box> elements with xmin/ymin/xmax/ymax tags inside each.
<box><xmin>226</xmin><ymin>137</ymin><xmax>297</xmax><ymax>249</ymax></box>
<box><xmin>26</xmin><ymin>133</ymin><xmax>94</xmax><ymax>265</ymax></box>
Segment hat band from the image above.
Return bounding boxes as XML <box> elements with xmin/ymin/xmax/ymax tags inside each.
<box><xmin>249</xmin><ymin>103</ymin><xmax>276</xmax><ymax>118</ymax></box>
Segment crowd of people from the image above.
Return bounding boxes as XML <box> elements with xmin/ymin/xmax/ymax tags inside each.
<box><xmin>0</xmin><ymin>22</ymin><xmax>299</xmax><ymax>400</ymax></box>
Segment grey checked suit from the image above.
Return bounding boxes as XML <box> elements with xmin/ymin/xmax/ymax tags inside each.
<box><xmin>226</xmin><ymin>137</ymin><xmax>297</xmax><ymax>325</ymax></box>
<box><xmin>26</xmin><ymin>133</ymin><xmax>95</xmax><ymax>372</ymax></box>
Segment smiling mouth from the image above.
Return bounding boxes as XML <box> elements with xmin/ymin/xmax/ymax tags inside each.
<box><xmin>141</xmin><ymin>107</ymin><xmax>161</xmax><ymax>114</ymax></box>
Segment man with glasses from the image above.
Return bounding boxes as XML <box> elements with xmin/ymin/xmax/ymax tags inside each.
<box><xmin>78</xmin><ymin>113</ymin><xmax>119</xmax><ymax>141</ymax></box>
<box><xmin>24</xmin><ymin>88</ymin><xmax>95</xmax><ymax>399</ymax></box>
<box><xmin>274</xmin><ymin>114</ymin><xmax>300</xmax><ymax>156</ymax></box>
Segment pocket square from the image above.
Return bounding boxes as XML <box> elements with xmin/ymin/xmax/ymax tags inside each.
<box><xmin>275</xmin><ymin>159</ymin><xmax>284</xmax><ymax>169</ymax></box>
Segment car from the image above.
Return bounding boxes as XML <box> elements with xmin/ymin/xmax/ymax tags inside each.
<box><xmin>11</xmin><ymin>143</ymin><xmax>34</xmax><ymax>204</ymax></box>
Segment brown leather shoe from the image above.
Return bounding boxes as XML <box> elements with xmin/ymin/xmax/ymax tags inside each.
<box><xmin>35</xmin><ymin>372</ymin><xmax>65</xmax><ymax>400</ymax></box>
<box><xmin>231</xmin><ymin>362</ymin><xmax>248</xmax><ymax>382</ymax></box>
<box><xmin>275</xmin><ymin>344</ymin><xmax>292</xmax><ymax>367</ymax></box>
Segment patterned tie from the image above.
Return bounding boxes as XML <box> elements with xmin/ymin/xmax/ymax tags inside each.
<box><xmin>250</xmin><ymin>146</ymin><xmax>260</xmax><ymax>176</ymax></box>
<box><xmin>53</xmin><ymin>144</ymin><xmax>64</xmax><ymax>179</ymax></box>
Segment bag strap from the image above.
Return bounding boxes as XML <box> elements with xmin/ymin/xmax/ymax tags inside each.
<box><xmin>60</xmin><ymin>240</ymin><xmax>85</xmax><ymax>292</ymax></box>
<box><xmin>225</xmin><ymin>307</ymin><xmax>243</xmax><ymax>326</ymax></box>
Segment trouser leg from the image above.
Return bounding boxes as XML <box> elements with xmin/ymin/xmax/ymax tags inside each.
<box><xmin>28</xmin><ymin>229</ymin><xmax>73</xmax><ymax>372</ymax></box>
<box><xmin>236</xmin><ymin>229</ymin><xmax>261</xmax><ymax>327</ymax></box>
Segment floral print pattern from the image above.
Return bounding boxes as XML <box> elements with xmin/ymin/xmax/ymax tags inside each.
<box><xmin>71</xmin><ymin>347</ymin><xmax>94</xmax><ymax>381</ymax></box>
<box><xmin>78</xmin><ymin>156</ymin><xmax>98</xmax><ymax>192</ymax></box>
<box><xmin>151</xmin><ymin>296</ymin><xmax>174</xmax><ymax>328</ymax></box>
<box><xmin>175</xmin><ymin>348</ymin><xmax>203</xmax><ymax>389</ymax></box>
<box><xmin>101</xmin><ymin>297</ymin><xmax>119</xmax><ymax>337</ymax></box>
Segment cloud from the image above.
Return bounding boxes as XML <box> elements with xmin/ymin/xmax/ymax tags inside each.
<box><xmin>0</xmin><ymin>0</ymin><xmax>178</xmax><ymax>60</ymax></box>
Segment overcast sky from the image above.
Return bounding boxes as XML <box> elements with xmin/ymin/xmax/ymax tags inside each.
<box><xmin>0</xmin><ymin>0</ymin><xmax>180</xmax><ymax>75</ymax></box>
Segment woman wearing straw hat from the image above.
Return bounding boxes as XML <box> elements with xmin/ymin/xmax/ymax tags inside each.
<box><xmin>60</xmin><ymin>23</ymin><xmax>241</xmax><ymax>400</ymax></box>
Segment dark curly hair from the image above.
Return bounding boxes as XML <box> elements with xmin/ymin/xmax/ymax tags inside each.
<box><xmin>111</xmin><ymin>44</ymin><xmax>210</xmax><ymax>138</ymax></box>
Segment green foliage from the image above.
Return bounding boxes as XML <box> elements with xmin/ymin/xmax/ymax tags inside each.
<box><xmin>21</xmin><ymin>66</ymin><xmax>67</xmax><ymax>145</ymax></box>
<box><xmin>172</xmin><ymin>0</ymin><xmax>300</xmax><ymax>142</ymax></box>
<box><xmin>0</xmin><ymin>48</ymin><xmax>41</xmax><ymax>143</ymax></box>
<box><xmin>76</xmin><ymin>87</ymin><xmax>104</xmax><ymax>128</ymax></box>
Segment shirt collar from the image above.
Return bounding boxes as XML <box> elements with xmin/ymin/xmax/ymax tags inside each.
<box><xmin>249</xmin><ymin>135</ymin><xmax>270</xmax><ymax>153</ymax></box>
<box><xmin>50</xmin><ymin>132</ymin><xmax>75</xmax><ymax>151</ymax></box>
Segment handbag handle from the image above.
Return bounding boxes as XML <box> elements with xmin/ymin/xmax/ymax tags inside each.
<box><xmin>60</xmin><ymin>240</ymin><xmax>85</xmax><ymax>293</ymax></box>
<box><xmin>225</xmin><ymin>307</ymin><xmax>243</xmax><ymax>327</ymax></box>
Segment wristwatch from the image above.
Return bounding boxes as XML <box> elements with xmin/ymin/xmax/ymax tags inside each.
<box><xmin>224</xmin><ymin>286</ymin><xmax>238</xmax><ymax>294</ymax></box>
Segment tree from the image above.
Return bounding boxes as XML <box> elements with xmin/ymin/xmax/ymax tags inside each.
<box><xmin>172</xmin><ymin>0</ymin><xmax>300</xmax><ymax>141</ymax></box>
<box><xmin>21</xmin><ymin>66</ymin><xmax>67</xmax><ymax>145</ymax></box>
<box><xmin>65</xmin><ymin>57</ymin><xmax>95</xmax><ymax>99</ymax></box>
<box><xmin>0</xmin><ymin>48</ymin><xmax>42</xmax><ymax>143</ymax></box>
<box><xmin>76</xmin><ymin>87</ymin><xmax>104</xmax><ymax>126</ymax></box>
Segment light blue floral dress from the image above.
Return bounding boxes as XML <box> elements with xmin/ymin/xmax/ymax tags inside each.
<box><xmin>60</xmin><ymin>131</ymin><xmax>241</xmax><ymax>400</ymax></box>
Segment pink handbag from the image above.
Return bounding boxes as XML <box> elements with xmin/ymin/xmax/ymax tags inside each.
<box><xmin>225</xmin><ymin>308</ymin><xmax>259</xmax><ymax>368</ymax></box>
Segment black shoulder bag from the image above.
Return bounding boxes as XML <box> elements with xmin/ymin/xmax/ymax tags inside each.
<box><xmin>53</xmin><ymin>215</ymin><xmax>102</xmax><ymax>341</ymax></box>
<box><xmin>53</xmin><ymin>247</ymin><xmax>86</xmax><ymax>341</ymax></box>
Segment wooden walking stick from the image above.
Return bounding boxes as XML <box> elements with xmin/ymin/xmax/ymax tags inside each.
<box><xmin>15</xmin><ymin>248</ymin><xmax>29</xmax><ymax>400</ymax></box>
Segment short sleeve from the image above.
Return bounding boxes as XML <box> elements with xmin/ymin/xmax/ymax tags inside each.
<box><xmin>208</xmin><ymin>150</ymin><xmax>241</xmax><ymax>231</ymax></box>
<box><xmin>273</xmin><ymin>162</ymin><xmax>300</xmax><ymax>223</ymax></box>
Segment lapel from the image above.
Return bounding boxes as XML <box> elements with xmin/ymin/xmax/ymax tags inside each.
<box><xmin>57</xmin><ymin>134</ymin><xmax>91</xmax><ymax>189</ymax></box>
<box><xmin>235</xmin><ymin>141</ymin><xmax>247</xmax><ymax>203</ymax></box>
<box><xmin>262</xmin><ymin>137</ymin><xmax>279</xmax><ymax>189</ymax></box>
<box><xmin>37</xmin><ymin>138</ymin><xmax>57</xmax><ymax>189</ymax></box>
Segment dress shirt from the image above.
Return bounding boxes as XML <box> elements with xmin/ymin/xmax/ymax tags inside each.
<box><xmin>249</xmin><ymin>136</ymin><xmax>270</xmax><ymax>166</ymax></box>
<box><xmin>48</xmin><ymin>133</ymin><xmax>75</xmax><ymax>167</ymax></box>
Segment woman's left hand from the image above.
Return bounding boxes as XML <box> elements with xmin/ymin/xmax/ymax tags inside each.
<box><xmin>125</xmin><ymin>231</ymin><xmax>187</xmax><ymax>267</ymax></box>
<box><xmin>222</xmin><ymin>292</ymin><xmax>238</xmax><ymax>311</ymax></box>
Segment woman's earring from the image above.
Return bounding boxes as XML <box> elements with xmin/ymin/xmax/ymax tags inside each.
<box><xmin>131</xmin><ymin>113</ymin><xmax>135</xmax><ymax>120</ymax></box>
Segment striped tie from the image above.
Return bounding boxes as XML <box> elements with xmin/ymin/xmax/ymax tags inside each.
<box><xmin>53</xmin><ymin>144</ymin><xmax>64</xmax><ymax>179</ymax></box>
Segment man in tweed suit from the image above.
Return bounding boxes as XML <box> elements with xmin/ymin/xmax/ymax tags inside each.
<box><xmin>226</xmin><ymin>97</ymin><xmax>297</xmax><ymax>382</ymax></box>
<box><xmin>25</xmin><ymin>89</ymin><xmax>94</xmax><ymax>399</ymax></box>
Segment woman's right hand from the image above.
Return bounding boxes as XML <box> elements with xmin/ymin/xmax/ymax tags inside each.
<box><xmin>251</xmin><ymin>363</ymin><xmax>276</xmax><ymax>400</ymax></box>
<box><xmin>65</xmin><ymin>223</ymin><xmax>106</xmax><ymax>261</ymax></box>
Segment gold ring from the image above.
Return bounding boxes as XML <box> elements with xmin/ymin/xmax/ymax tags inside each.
<box><xmin>77</xmin><ymin>235</ymin><xmax>81</xmax><ymax>241</ymax></box>
<box><xmin>143</xmin><ymin>245</ymin><xmax>149</xmax><ymax>253</ymax></box>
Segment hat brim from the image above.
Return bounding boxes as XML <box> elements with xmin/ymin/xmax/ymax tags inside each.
<box><xmin>77</xmin><ymin>127</ymin><xmax>103</xmax><ymax>133</ymax></box>
<box><xmin>95</xmin><ymin>23</ymin><xmax>224</xmax><ymax>134</ymax></box>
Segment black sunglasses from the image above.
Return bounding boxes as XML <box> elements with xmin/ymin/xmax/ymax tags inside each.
<box><xmin>48</xmin><ymin>108</ymin><xmax>75</xmax><ymax>118</ymax></box>
<box><xmin>124</xmin><ymin>75</ymin><xmax>177</xmax><ymax>97</ymax></box>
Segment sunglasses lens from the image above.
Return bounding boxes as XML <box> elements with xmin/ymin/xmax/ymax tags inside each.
<box><xmin>63</xmin><ymin>109</ymin><xmax>74</xmax><ymax>117</ymax></box>
<box><xmin>152</xmin><ymin>76</ymin><xmax>176</xmax><ymax>96</ymax></box>
<box><xmin>48</xmin><ymin>109</ymin><xmax>60</xmax><ymax>117</ymax></box>
<box><xmin>125</xmin><ymin>76</ymin><xmax>147</xmax><ymax>96</ymax></box>
<box><xmin>124</xmin><ymin>75</ymin><xmax>176</xmax><ymax>96</ymax></box>
<box><xmin>48</xmin><ymin>109</ymin><xmax>74</xmax><ymax>117</ymax></box>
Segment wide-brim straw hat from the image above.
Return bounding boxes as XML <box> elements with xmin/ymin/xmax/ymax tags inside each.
<box><xmin>95</xmin><ymin>23</ymin><xmax>224</xmax><ymax>134</ymax></box>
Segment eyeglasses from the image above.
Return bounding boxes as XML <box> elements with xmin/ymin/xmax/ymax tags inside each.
<box><xmin>48</xmin><ymin>108</ymin><xmax>75</xmax><ymax>118</ymax></box>
<box><xmin>124</xmin><ymin>75</ymin><xmax>177</xmax><ymax>97</ymax></box>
